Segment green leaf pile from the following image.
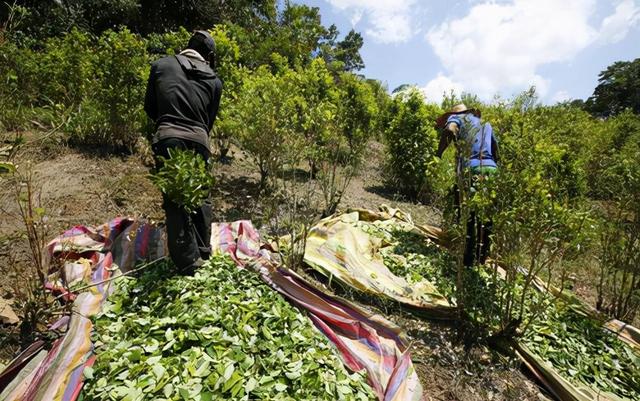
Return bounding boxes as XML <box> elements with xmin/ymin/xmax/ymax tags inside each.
<box><xmin>150</xmin><ymin>148</ymin><xmax>215</xmax><ymax>213</ymax></box>
<box><xmin>354</xmin><ymin>221</ymin><xmax>457</xmax><ymax>301</ymax></box>
<box><xmin>380</xmin><ymin>229</ymin><xmax>458</xmax><ymax>301</ymax></box>
<box><xmin>523</xmin><ymin>301</ymin><xmax>640</xmax><ymax>399</ymax></box>
<box><xmin>83</xmin><ymin>255</ymin><xmax>375</xmax><ymax>401</ymax></box>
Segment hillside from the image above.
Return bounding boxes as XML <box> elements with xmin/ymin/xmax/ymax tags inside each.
<box><xmin>0</xmin><ymin>133</ymin><xmax>549</xmax><ymax>400</ymax></box>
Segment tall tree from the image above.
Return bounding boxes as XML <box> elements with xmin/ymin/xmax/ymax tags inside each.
<box><xmin>334</xmin><ymin>30</ymin><xmax>364</xmax><ymax>71</ymax></box>
<box><xmin>318</xmin><ymin>25</ymin><xmax>364</xmax><ymax>72</ymax></box>
<box><xmin>226</xmin><ymin>3</ymin><xmax>326</xmax><ymax>69</ymax></box>
<box><xmin>586</xmin><ymin>58</ymin><xmax>640</xmax><ymax>117</ymax></box>
<box><xmin>275</xmin><ymin>3</ymin><xmax>325</xmax><ymax>66</ymax></box>
<box><xmin>1</xmin><ymin>0</ymin><xmax>278</xmax><ymax>37</ymax></box>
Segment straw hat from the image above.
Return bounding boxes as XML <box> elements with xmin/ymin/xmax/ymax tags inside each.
<box><xmin>451</xmin><ymin>103</ymin><xmax>469</xmax><ymax>113</ymax></box>
<box><xmin>435</xmin><ymin>103</ymin><xmax>481</xmax><ymax>128</ymax></box>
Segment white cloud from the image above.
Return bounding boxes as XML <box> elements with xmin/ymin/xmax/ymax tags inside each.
<box><xmin>325</xmin><ymin>0</ymin><xmax>417</xmax><ymax>43</ymax></box>
<box><xmin>599</xmin><ymin>0</ymin><xmax>640</xmax><ymax>44</ymax></box>
<box><xmin>349</xmin><ymin>9</ymin><xmax>363</xmax><ymax>26</ymax></box>
<box><xmin>421</xmin><ymin>74</ymin><xmax>464</xmax><ymax>104</ymax></box>
<box><xmin>425</xmin><ymin>0</ymin><xmax>640</xmax><ymax>100</ymax></box>
<box><xmin>551</xmin><ymin>90</ymin><xmax>571</xmax><ymax>103</ymax></box>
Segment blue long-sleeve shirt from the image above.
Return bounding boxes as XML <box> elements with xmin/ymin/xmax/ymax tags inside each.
<box><xmin>446</xmin><ymin>113</ymin><xmax>498</xmax><ymax>170</ymax></box>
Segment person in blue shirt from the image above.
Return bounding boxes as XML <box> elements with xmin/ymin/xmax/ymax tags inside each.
<box><xmin>436</xmin><ymin>103</ymin><xmax>499</xmax><ymax>266</ymax></box>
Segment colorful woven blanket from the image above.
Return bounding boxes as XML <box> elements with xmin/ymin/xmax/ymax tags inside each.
<box><xmin>211</xmin><ymin>220</ymin><xmax>425</xmax><ymax>401</ymax></box>
<box><xmin>0</xmin><ymin>218</ymin><xmax>166</xmax><ymax>401</ymax></box>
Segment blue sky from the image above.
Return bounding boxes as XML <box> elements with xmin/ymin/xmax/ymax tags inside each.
<box><xmin>295</xmin><ymin>0</ymin><xmax>640</xmax><ymax>104</ymax></box>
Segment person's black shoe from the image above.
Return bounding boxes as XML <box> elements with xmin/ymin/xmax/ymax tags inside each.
<box><xmin>178</xmin><ymin>258</ymin><xmax>205</xmax><ymax>276</ymax></box>
<box><xmin>199</xmin><ymin>249</ymin><xmax>211</xmax><ymax>262</ymax></box>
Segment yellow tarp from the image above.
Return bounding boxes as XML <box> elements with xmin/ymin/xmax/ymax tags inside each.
<box><xmin>304</xmin><ymin>206</ymin><xmax>455</xmax><ymax>319</ymax></box>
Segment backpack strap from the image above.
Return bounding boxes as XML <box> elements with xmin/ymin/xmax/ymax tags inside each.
<box><xmin>175</xmin><ymin>54</ymin><xmax>195</xmax><ymax>73</ymax></box>
<box><xmin>175</xmin><ymin>54</ymin><xmax>217</xmax><ymax>78</ymax></box>
<box><xmin>479</xmin><ymin>123</ymin><xmax>486</xmax><ymax>167</ymax></box>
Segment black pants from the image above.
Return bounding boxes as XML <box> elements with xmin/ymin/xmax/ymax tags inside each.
<box><xmin>464</xmin><ymin>212</ymin><xmax>492</xmax><ymax>267</ymax></box>
<box><xmin>452</xmin><ymin>184</ymin><xmax>492</xmax><ymax>267</ymax></box>
<box><xmin>152</xmin><ymin>137</ymin><xmax>212</xmax><ymax>271</ymax></box>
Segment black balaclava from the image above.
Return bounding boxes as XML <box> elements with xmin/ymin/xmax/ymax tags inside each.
<box><xmin>187</xmin><ymin>30</ymin><xmax>216</xmax><ymax>61</ymax></box>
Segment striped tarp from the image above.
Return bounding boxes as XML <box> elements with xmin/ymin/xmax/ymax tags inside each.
<box><xmin>211</xmin><ymin>220</ymin><xmax>425</xmax><ymax>401</ymax></box>
<box><xmin>0</xmin><ymin>219</ymin><xmax>166</xmax><ymax>401</ymax></box>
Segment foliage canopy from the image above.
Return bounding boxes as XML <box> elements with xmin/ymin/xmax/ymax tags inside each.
<box><xmin>586</xmin><ymin>58</ymin><xmax>640</xmax><ymax>117</ymax></box>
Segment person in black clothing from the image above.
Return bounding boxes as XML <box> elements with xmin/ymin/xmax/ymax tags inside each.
<box><xmin>144</xmin><ymin>30</ymin><xmax>223</xmax><ymax>274</ymax></box>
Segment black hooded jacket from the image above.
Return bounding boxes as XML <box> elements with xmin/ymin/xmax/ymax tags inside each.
<box><xmin>144</xmin><ymin>53</ymin><xmax>223</xmax><ymax>150</ymax></box>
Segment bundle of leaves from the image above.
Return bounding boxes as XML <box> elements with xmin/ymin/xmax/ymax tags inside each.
<box><xmin>523</xmin><ymin>299</ymin><xmax>640</xmax><ymax>399</ymax></box>
<box><xmin>377</xmin><ymin>228</ymin><xmax>502</xmax><ymax>331</ymax></box>
<box><xmin>353</xmin><ymin>221</ymin><xmax>457</xmax><ymax>299</ymax></box>
<box><xmin>150</xmin><ymin>148</ymin><xmax>215</xmax><ymax>213</ymax></box>
<box><xmin>84</xmin><ymin>255</ymin><xmax>375</xmax><ymax>401</ymax></box>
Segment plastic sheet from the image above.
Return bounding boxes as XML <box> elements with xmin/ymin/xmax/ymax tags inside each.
<box><xmin>304</xmin><ymin>207</ymin><xmax>454</xmax><ymax>319</ymax></box>
<box><xmin>211</xmin><ymin>220</ymin><xmax>425</xmax><ymax>401</ymax></box>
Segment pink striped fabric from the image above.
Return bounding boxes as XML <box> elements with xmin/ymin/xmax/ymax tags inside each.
<box><xmin>0</xmin><ymin>219</ymin><xmax>166</xmax><ymax>401</ymax></box>
<box><xmin>2</xmin><ymin>217</ymin><xmax>425</xmax><ymax>401</ymax></box>
<box><xmin>211</xmin><ymin>220</ymin><xmax>425</xmax><ymax>401</ymax></box>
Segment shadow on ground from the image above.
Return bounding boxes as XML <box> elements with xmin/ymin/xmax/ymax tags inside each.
<box><xmin>211</xmin><ymin>175</ymin><xmax>263</xmax><ymax>223</ymax></box>
<box><xmin>364</xmin><ymin>184</ymin><xmax>405</xmax><ymax>200</ymax></box>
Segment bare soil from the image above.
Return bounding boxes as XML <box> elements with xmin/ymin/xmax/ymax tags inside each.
<box><xmin>401</xmin><ymin>317</ymin><xmax>546</xmax><ymax>401</ymax></box>
<box><xmin>0</xmin><ymin>133</ymin><xmax>548</xmax><ymax>399</ymax></box>
<box><xmin>209</xmin><ymin>140</ymin><xmax>441</xmax><ymax>227</ymax></box>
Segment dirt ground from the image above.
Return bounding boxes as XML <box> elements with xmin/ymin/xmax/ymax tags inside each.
<box><xmin>207</xmin><ymin>140</ymin><xmax>441</xmax><ymax>227</ymax></box>
<box><xmin>400</xmin><ymin>317</ymin><xmax>546</xmax><ymax>401</ymax></box>
<box><xmin>0</xmin><ymin>133</ymin><xmax>549</xmax><ymax>399</ymax></box>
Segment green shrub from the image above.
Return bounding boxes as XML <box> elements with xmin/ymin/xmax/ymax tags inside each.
<box><xmin>591</xmin><ymin>112</ymin><xmax>640</xmax><ymax>321</ymax></box>
<box><xmin>336</xmin><ymin>72</ymin><xmax>377</xmax><ymax>156</ymax></box>
<box><xmin>65</xmin><ymin>97</ymin><xmax>111</xmax><ymax>145</ymax></box>
<box><xmin>94</xmin><ymin>28</ymin><xmax>149</xmax><ymax>148</ymax></box>
<box><xmin>0</xmin><ymin>38</ymin><xmax>33</xmax><ymax>129</ymax></box>
<box><xmin>38</xmin><ymin>29</ymin><xmax>97</xmax><ymax>106</ymax></box>
<box><xmin>366</xmin><ymin>78</ymin><xmax>392</xmax><ymax>141</ymax></box>
<box><xmin>208</xmin><ymin>26</ymin><xmax>243</xmax><ymax>160</ymax></box>
<box><xmin>64</xmin><ymin>28</ymin><xmax>149</xmax><ymax>149</ymax></box>
<box><xmin>0</xmin><ymin>29</ymin><xmax>97</xmax><ymax>132</ymax></box>
<box><xmin>587</xmin><ymin>111</ymin><xmax>640</xmax><ymax>200</ymax></box>
<box><xmin>0</xmin><ymin>96</ymin><xmax>29</xmax><ymax>131</ymax></box>
<box><xmin>1</xmin><ymin>27</ymin><xmax>148</xmax><ymax>149</ymax></box>
<box><xmin>383</xmin><ymin>89</ymin><xmax>442</xmax><ymax>200</ymax></box>
<box><xmin>2</xmin><ymin>29</ymin><xmax>97</xmax><ymax>108</ymax></box>
<box><xmin>145</xmin><ymin>27</ymin><xmax>191</xmax><ymax>56</ymax></box>
<box><xmin>226</xmin><ymin>64</ymin><xmax>300</xmax><ymax>188</ymax></box>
